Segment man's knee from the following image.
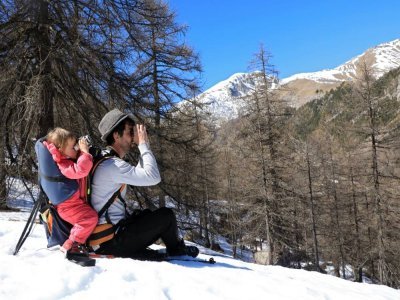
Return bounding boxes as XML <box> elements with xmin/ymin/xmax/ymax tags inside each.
<box><xmin>157</xmin><ymin>207</ymin><xmax>175</xmax><ymax>220</ymax></box>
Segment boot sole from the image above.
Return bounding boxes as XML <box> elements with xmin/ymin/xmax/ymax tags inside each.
<box><xmin>66</xmin><ymin>253</ymin><xmax>96</xmax><ymax>267</ymax></box>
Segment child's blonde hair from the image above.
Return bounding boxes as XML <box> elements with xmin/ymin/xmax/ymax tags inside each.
<box><xmin>46</xmin><ymin>127</ymin><xmax>76</xmax><ymax>150</ymax></box>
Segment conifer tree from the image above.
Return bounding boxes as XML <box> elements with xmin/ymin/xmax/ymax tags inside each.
<box><xmin>0</xmin><ymin>0</ymin><xmax>202</xmax><ymax>211</ymax></box>
<box><xmin>219</xmin><ymin>45</ymin><xmax>293</xmax><ymax>263</ymax></box>
<box><xmin>354</xmin><ymin>63</ymin><xmax>392</xmax><ymax>285</ymax></box>
<box><xmin>114</xmin><ymin>0</ymin><xmax>202</xmax><ymax>207</ymax></box>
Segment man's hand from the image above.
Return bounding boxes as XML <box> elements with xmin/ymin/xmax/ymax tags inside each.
<box><xmin>135</xmin><ymin>124</ymin><xmax>149</xmax><ymax>145</ymax></box>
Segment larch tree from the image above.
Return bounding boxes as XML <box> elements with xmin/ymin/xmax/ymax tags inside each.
<box><xmin>0</xmin><ymin>0</ymin><xmax>202</xmax><ymax>211</ymax></box>
<box><xmin>119</xmin><ymin>0</ymin><xmax>202</xmax><ymax>208</ymax></box>
<box><xmin>224</xmin><ymin>44</ymin><xmax>293</xmax><ymax>263</ymax></box>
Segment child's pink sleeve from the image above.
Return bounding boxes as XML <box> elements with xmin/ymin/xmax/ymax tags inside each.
<box><xmin>44</xmin><ymin>141</ymin><xmax>63</xmax><ymax>163</ymax></box>
<box><xmin>58</xmin><ymin>153</ymin><xmax>93</xmax><ymax>179</ymax></box>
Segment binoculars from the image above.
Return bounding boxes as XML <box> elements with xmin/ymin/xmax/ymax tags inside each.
<box><xmin>74</xmin><ymin>135</ymin><xmax>92</xmax><ymax>151</ymax></box>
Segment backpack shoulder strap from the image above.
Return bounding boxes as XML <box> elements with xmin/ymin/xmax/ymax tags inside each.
<box><xmin>87</xmin><ymin>149</ymin><xmax>127</xmax><ymax>223</ymax></box>
<box><xmin>98</xmin><ymin>184</ymin><xmax>126</xmax><ymax>222</ymax></box>
<box><xmin>86</xmin><ymin>156</ymin><xmax>107</xmax><ymax>205</ymax></box>
<box><xmin>86</xmin><ymin>149</ymin><xmax>117</xmax><ymax>204</ymax></box>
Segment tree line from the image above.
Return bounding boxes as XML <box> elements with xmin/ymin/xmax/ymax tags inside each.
<box><xmin>214</xmin><ymin>58</ymin><xmax>400</xmax><ymax>287</ymax></box>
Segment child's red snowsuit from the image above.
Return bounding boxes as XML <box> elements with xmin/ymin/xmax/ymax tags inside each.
<box><xmin>44</xmin><ymin>141</ymin><xmax>98</xmax><ymax>244</ymax></box>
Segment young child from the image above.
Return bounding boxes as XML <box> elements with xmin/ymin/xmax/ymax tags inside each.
<box><xmin>44</xmin><ymin>127</ymin><xmax>98</xmax><ymax>255</ymax></box>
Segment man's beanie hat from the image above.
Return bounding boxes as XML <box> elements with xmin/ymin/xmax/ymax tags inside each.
<box><xmin>98</xmin><ymin>109</ymin><xmax>135</xmax><ymax>141</ymax></box>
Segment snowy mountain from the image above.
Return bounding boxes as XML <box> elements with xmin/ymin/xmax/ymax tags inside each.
<box><xmin>281</xmin><ymin>39</ymin><xmax>400</xmax><ymax>85</ymax></box>
<box><xmin>279</xmin><ymin>38</ymin><xmax>400</xmax><ymax>106</ymax></box>
<box><xmin>195</xmin><ymin>39</ymin><xmax>400</xmax><ymax>118</ymax></box>
<box><xmin>193</xmin><ymin>72</ymin><xmax>258</xmax><ymax>121</ymax></box>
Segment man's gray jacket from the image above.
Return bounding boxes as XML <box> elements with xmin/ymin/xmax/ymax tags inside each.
<box><xmin>91</xmin><ymin>143</ymin><xmax>161</xmax><ymax>225</ymax></box>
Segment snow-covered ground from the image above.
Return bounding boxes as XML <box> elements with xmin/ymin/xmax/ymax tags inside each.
<box><xmin>1</xmin><ymin>179</ymin><xmax>399</xmax><ymax>300</ymax></box>
<box><xmin>0</xmin><ymin>211</ymin><xmax>398</xmax><ymax>300</ymax></box>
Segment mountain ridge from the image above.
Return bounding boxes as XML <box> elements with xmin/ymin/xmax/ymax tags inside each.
<box><xmin>194</xmin><ymin>39</ymin><xmax>400</xmax><ymax>119</ymax></box>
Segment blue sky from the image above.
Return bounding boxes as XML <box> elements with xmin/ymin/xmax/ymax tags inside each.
<box><xmin>168</xmin><ymin>0</ymin><xmax>400</xmax><ymax>91</ymax></box>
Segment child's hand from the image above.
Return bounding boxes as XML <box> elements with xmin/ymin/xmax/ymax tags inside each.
<box><xmin>79</xmin><ymin>138</ymin><xmax>89</xmax><ymax>153</ymax></box>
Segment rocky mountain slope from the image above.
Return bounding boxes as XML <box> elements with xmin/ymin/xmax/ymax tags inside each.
<box><xmin>194</xmin><ymin>39</ymin><xmax>400</xmax><ymax>119</ymax></box>
<box><xmin>194</xmin><ymin>72</ymin><xmax>258</xmax><ymax>121</ymax></box>
<box><xmin>279</xmin><ymin>39</ymin><xmax>400</xmax><ymax>107</ymax></box>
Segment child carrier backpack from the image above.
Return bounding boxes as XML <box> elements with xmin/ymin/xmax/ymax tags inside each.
<box><xmin>36</xmin><ymin>138</ymin><xmax>77</xmax><ymax>248</ymax></box>
<box><xmin>39</xmin><ymin>192</ymin><xmax>72</xmax><ymax>247</ymax></box>
<box><xmin>14</xmin><ymin>138</ymin><xmax>77</xmax><ymax>254</ymax></box>
<box><xmin>85</xmin><ymin>148</ymin><xmax>127</xmax><ymax>248</ymax></box>
<box><xmin>13</xmin><ymin>139</ymin><xmax>125</xmax><ymax>254</ymax></box>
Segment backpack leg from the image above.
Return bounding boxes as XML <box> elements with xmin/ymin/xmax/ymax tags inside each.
<box><xmin>13</xmin><ymin>194</ymin><xmax>44</xmax><ymax>255</ymax></box>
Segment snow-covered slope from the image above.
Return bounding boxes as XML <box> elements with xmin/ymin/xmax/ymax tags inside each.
<box><xmin>195</xmin><ymin>39</ymin><xmax>400</xmax><ymax>117</ymax></box>
<box><xmin>281</xmin><ymin>38</ymin><xmax>400</xmax><ymax>85</ymax></box>
<box><xmin>194</xmin><ymin>72</ymin><xmax>257</xmax><ymax>121</ymax></box>
<box><xmin>1</xmin><ymin>212</ymin><xmax>399</xmax><ymax>300</ymax></box>
<box><xmin>2</xmin><ymin>176</ymin><xmax>400</xmax><ymax>299</ymax></box>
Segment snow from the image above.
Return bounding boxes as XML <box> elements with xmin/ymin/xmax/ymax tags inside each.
<box><xmin>281</xmin><ymin>39</ymin><xmax>400</xmax><ymax>85</ymax></box>
<box><xmin>1</xmin><ymin>217</ymin><xmax>399</xmax><ymax>300</ymax></box>
<box><xmin>202</xmin><ymin>73</ymin><xmax>256</xmax><ymax>96</ymax></box>
<box><xmin>192</xmin><ymin>72</ymin><xmax>257</xmax><ymax>122</ymax></box>
<box><xmin>1</xmin><ymin>188</ymin><xmax>399</xmax><ymax>300</ymax></box>
<box><xmin>280</xmin><ymin>68</ymin><xmax>344</xmax><ymax>85</ymax></box>
<box><xmin>6</xmin><ymin>177</ymin><xmax>39</xmax><ymax>211</ymax></box>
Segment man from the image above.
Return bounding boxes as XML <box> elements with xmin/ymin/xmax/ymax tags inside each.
<box><xmin>91</xmin><ymin>109</ymin><xmax>198</xmax><ymax>259</ymax></box>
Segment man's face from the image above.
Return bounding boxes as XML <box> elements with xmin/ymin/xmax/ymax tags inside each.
<box><xmin>115</xmin><ymin>123</ymin><xmax>135</xmax><ymax>154</ymax></box>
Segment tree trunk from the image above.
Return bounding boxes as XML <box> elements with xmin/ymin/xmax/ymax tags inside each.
<box><xmin>0</xmin><ymin>117</ymin><xmax>7</xmax><ymax>209</ymax></box>
<box><xmin>328</xmin><ymin>148</ymin><xmax>346</xmax><ymax>278</ymax></box>
<box><xmin>36</xmin><ymin>0</ymin><xmax>54</xmax><ymax>137</ymax></box>
<box><xmin>151</xmin><ymin>27</ymin><xmax>165</xmax><ymax>208</ymax></box>
<box><xmin>253</xmin><ymin>91</ymin><xmax>274</xmax><ymax>265</ymax></box>
<box><xmin>306</xmin><ymin>148</ymin><xmax>320</xmax><ymax>270</ymax></box>
<box><xmin>365</xmin><ymin>193</ymin><xmax>376</xmax><ymax>280</ymax></box>
<box><xmin>224</xmin><ymin>149</ymin><xmax>237</xmax><ymax>258</ymax></box>
<box><xmin>366</xmin><ymin>80</ymin><xmax>386</xmax><ymax>284</ymax></box>
<box><xmin>350</xmin><ymin>161</ymin><xmax>363</xmax><ymax>282</ymax></box>
<box><xmin>202</xmin><ymin>160</ymin><xmax>211</xmax><ymax>248</ymax></box>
